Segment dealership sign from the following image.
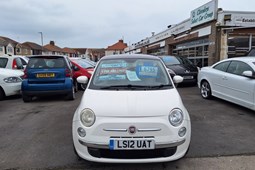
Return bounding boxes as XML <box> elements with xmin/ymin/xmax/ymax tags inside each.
<box><xmin>233</xmin><ymin>15</ymin><xmax>255</xmax><ymax>26</ymax></box>
<box><xmin>191</xmin><ymin>0</ymin><xmax>218</xmax><ymax>27</ymax></box>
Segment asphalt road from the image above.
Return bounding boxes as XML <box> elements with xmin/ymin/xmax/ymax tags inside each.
<box><xmin>0</xmin><ymin>86</ymin><xmax>255</xmax><ymax>169</ymax></box>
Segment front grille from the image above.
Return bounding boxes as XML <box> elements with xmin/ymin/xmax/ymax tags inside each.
<box><xmin>88</xmin><ymin>147</ymin><xmax>177</xmax><ymax>159</ymax></box>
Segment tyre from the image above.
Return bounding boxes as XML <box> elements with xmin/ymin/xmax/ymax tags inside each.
<box><xmin>200</xmin><ymin>80</ymin><xmax>212</xmax><ymax>99</ymax></box>
<box><xmin>74</xmin><ymin>80</ymin><xmax>78</xmax><ymax>92</ymax></box>
<box><xmin>22</xmin><ymin>94</ymin><xmax>32</xmax><ymax>102</ymax></box>
<box><xmin>66</xmin><ymin>86</ymin><xmax>75</xmax><ymax>100</ymax></box>
<box><xmin>79</xmin><ymin>83</ymin><xmax>87</xmax><ymax>91</ymax></box>
<box><xmin>0</xmin><ymin>88</ymin><xmax>5</xmax><ymax>101</ymax></box>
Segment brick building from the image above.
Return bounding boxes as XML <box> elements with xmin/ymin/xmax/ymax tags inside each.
<box><xmin>125</xmin><ymin>0</ymin><xmax>255</xmax><ymax>67</ymax></box>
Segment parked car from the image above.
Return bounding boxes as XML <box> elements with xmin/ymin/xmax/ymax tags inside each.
<box><xmin>0</xmin><ymin>55</ymin><xmax>28</xmax><ymax>70</ymax></box>
<box><xmin>21</xmin><ymin>55</ymin><xmax>76</xmax><ymax>102</ymax></box>
<box><xmin>158</xmin><ymin>55</ymin><xmax>198</xmax><ymax>86</ymax></box>
<box><xmin>0</xmin><ymin>68</ymin><xmax>24</xmax><ymax>100</ymax></box>
<box><xmin>198</xmin><ymin>57</ymin><xmax>255</xmax><ymax>111</ymax></box>
<box><xmin>72</xmin><ymin>54</ymin><xmax>191</xmax><ymax>163</ymax></box>
<box><xmin>19</xmin><ymin>55</ymin><xmax>29</xmax><ymax>68</ymax></box>
<box><xmin>70</xmin><ymin>58</ymin><xmax>95</xmax><ymax>90</ymax></box>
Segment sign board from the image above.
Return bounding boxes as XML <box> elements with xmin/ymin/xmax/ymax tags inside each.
<box><xmin>149</xmin><ymin>19</ymin><xmax>190</xmax><ymax>44</ymax></box>
<box><xmin>191</xmin><ymin>0</ymin><xmax>218</xmax><ymax>27</ymax></box>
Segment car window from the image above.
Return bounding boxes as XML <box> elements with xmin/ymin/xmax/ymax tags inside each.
<box><xmin>0</xmin><ymin>58</ymin><xmax>8</xmax><ymax>68</ymax></box>
<box><xmin>27</xmin><ymin>57</ymin><xmax>66</xmax><ymax>68</ymax></box>
<box><xmin>20</xmin><ymin>58</ymin><xmax>27</xmax><ymax>65</ymax></box>
<box><xmin>73</xmin><ymin>59</ymin><xmax>95</xmax><ymax>68</ymax></box>
<box><xmin>15</xmin><ymin>58</ymin><xmax>24</xmax><ymax>69</ymax></box>
<box><xmin>90</xmin><ymin>58</ymin><xmax>172</xmax><ymax>90</ymax></box>
<box><xmin>227</xmin><ymin>61</ymin><xmax>253</xmax><ymax>76</ymax></box>
<box><xmin>213</xmin><ymin>61</ymin><xmax>231</xmax><ymax>72</ymax></box>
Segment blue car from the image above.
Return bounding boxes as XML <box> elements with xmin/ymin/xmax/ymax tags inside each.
<box><xmin>21</xmin><ymin>55</ymin><xmax>75</xmax><ymax>102</ymax></box>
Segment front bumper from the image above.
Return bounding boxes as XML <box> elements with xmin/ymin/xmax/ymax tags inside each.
<box><xmin>72</xmin><ymin>116</ymin><xmax>191</xmax><ymax>163</ymax></box>
<box><xmin>1</xmin><ymin>82</ymin><xmax>21</xmax><ymax>97</ymax></box>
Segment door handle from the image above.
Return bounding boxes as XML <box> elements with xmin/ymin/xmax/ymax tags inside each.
<box><xmin>222</xmin><ymin>76</ymin><xmax>228</xmax><ymax>80</ymax></box>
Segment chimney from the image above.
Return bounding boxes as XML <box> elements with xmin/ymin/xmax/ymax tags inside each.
<box><xmin>50</xmin><ymin>41</ymin><xmax>55</xmax><ymax>46</ymax></box>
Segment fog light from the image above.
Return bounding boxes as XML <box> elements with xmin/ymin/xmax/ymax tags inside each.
<box><xmin>77</xmin><ymin>127</ymin><xmax>86</xmax><ymax>137</ymax></box>
<box><xmin>178</xmin><ymin>127</ymin><xmax>186</xmax><ymax>137</ymax></box>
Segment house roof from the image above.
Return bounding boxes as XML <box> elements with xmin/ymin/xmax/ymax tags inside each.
<box><xmin>44</xmin><ymin>41</ymin><xmax>62</xmax><ymax>52</ymax></box>
<box><xmin>73</xmin><ymin>48</ymin><xmax>87</xmax><ymax>54</ymax></box>
<box><xmin>62</xmin><ymin>47</ymin><xmax>76</xmax><ymax>53</ymax></box>
<box><xmin>106</xmin><ymin>40</ymin><xmax>127</xmax><ymax>51</ymax></box>
<box><xmin>16</xmin><ymin>43</ymin><xmax>31</xmax><ymax>49</ymax></box>
<box><xmin>0</xmin><ymin>38</ymin><xmax>7</xmax><ymax>46</ymax></box>
<box><xmin>23</xmin><ymin>42</ymin><xmax>42</xmax><ymax>50</ymax></box>
<box><xmin>0</xmin><ymin>36</ymin><xmax>18</xmax><ymax>46</ymax></box>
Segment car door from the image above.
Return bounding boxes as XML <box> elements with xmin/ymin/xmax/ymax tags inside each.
<box><xmin>210</xmin><ymin>61</ymin><xmax>231</xmax><ymax>96</ymax></box>
<box><xmin>221</xmin><ymin>61</ymin><xmax>255</xmax><ymax>108</ymax></box>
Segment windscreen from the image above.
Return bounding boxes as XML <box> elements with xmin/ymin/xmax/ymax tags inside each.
<box><xmin>161</xmin><ymin>56</ymin><xmax>193</xmax><ymax>65</ymax></box>
<box><xmin>73</xmin><ymin>59</ymin><xmax>95</xmax><ymax>69</ymax></box>
<box><xmin>89</xmin><ymin>58</ymin><xmax>172</xmax><ymax>90</ymax></box>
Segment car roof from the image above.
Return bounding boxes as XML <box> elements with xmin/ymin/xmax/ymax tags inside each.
<box><xmin>223</xmin><ymin>57</ymin><xmax>255</xmax><ymax>62</ymax></box>
<box><xmin>0</xmin><ymin>55</ymin><xmax>22</xmax><ymax>59</ymax></box>
<box><xmin>101</xmin><ymin>54</ymin><xmax>160</xmax><ymax>60</ymax></box>
<box><xmin>28</xmin><ymin>55</ymin><xmax>67</xmax><ymax>58</ymax></box>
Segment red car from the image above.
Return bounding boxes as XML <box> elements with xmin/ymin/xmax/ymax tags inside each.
<box><xmin>70</xmin><ymin>58</ymin><xmax>95</xmax><ymax>90</ymax></box>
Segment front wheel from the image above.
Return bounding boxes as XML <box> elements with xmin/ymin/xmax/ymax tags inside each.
<box><xmin>74</xmin><ymin>80</ymin><xmax>78</xmax><ymax>92</ymax></box>
<box><xmin>79</xmin><ymin>83</ymin><xmax>87</xmax><ymax>91</ymax></box>
<box><xmin>22</xmin><ymin>94</ymin><xmax>32</xmax><ymax>102</ymax></box>
<box><xmin>0</xmin><ymin>88</ymin><xmax>5</xmax><ymax>101</ymax></box>
<box><xmin>200</xmin><ymin>81</ymin><xmax>212</xmax><ymax>99</ymax></box>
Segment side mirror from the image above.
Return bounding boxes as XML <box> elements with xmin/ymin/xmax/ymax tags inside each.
<box><xmin>173</xmin><ymin>75</ymin><xmax>183</xmax><ymax>84</ymax></box>
<box><xmin>77</xmin><ymin>76</ymin><xmax>89</xmax><ymax>84</ymax></box>
<box><xmin>242</xmin><ymin>71</ymin><xmax>254</xmax><ymax>78</ymax></box>
<box><xmin>73</xmin><ymin>65</ymin><xmax>80</xmax><ymax>71</ymax></box>
<box><xmin>167</xmin><ymin>68</ymin><xmax>176</xmax><ymax>78</ymax></box>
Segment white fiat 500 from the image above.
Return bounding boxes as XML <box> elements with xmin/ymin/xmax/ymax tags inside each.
<box><xmin>72</xmin><ymin>54</ymin><xmax>191</xmax><ymax>163</ymax></box>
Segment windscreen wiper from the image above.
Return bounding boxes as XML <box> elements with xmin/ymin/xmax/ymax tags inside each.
<box><xmin>147</xmin><ymin>84</ymin><xmax>172</xmax><ymax>89</ymax></box>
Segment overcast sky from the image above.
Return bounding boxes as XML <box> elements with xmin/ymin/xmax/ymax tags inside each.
<box><xmin>1</xmin><ymin>0</ymin><xmax>254</xmax><ymax>48</ymax></box>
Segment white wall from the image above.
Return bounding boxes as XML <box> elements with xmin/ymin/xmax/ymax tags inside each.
<box><xmin>105</xmin><ymin>50</ymin><xmax>124</xmax><ymax>56</ymax></box>
<box><xmin>0</xmin><ymin>46</ymin><xmax>5</xmax><ymax>55</ymax></box>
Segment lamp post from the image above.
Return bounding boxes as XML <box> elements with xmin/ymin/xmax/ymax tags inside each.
<box><xmin>38</xmin><ymin>32</ymin><xmax>43</xmax><ymax>54</ymax></box>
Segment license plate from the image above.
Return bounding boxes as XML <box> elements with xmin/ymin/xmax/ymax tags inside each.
<box><xmin>109</xmin><ymin>139</ymin><xmax>155</xmax><ymax>150</ymax></box>
<box><xmin>183</xmin><ymin>76</ymin><xmax>194</xmax><ymax>79</ymax></box>
<box><xmin>36</xmin><ymin>73</ymin><xmax>55</xmax><ymax>78</ymax></box>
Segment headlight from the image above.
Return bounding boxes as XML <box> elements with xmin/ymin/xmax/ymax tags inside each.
<box><xmin>80</xmin><ymin>108</ymin><xmax>96</xmax><ymax>127</ymax></box>
<box><xmin>169</xmin><ymin>108</ymin><xmax>183</xmax><ymax>127</ymax></box>
<box><xmin>3</xmin><ymin>77</ymin><xmax>22</xmax><ymax>83</ymax></box>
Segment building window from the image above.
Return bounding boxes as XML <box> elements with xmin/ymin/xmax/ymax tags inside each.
<box><xmin>7</xmin><ymin>47</ymin><xmax>13</xmax><ymax>53</ymax></box>
<box><xmin>172</xmin><ymin>38</ymin><xmax>209</xmax><ymax>67</ymax></box>
<box><xmin>16</xmin><ymin>48</ymin><xmax>20</xmax><ymax>53</ymax></box>
<box><xmin>0</xmin><ymin>46</ymin><xmax>3</xmax><ymax>52</ymax></box>
<box><xmin>251</xmin><ymin>36</ymin><xmax>255</xmax><ymax>48</ymax></box>
<box><xmin>227</xmin><ymin>35</ymin><xmax>250</xmax><ymax>58</ymax></box>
